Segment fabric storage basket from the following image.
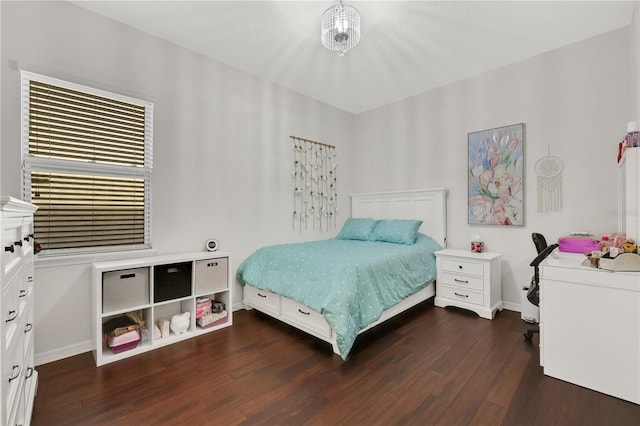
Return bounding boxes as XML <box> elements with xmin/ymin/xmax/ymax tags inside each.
<box><xmin>195</xmin><ymin>258</ymin><xmax>228</xmax><ymax>294</ymax></box>
<box><xmin>154</xmin><ymin>262</ymin><xmax>192</xmax><ymax>302</ymax></box>
<box><xmin>102</xmin><ymin>268</ymin><xmax>150</xmax><ymax>313</ymax></box>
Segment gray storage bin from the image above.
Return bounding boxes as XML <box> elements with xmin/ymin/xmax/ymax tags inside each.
<box><xmin>102</xmin><ymin>267</ymin><xmax>150</xmax><ymax>313</ymax></box>
<box><xmin>195</xmin><ymin>257</ymin><xmax>228</xmax><ymax>294</ymax></box>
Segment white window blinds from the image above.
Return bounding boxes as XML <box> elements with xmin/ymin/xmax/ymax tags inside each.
<box><xmin>21</xmin><ymin>71</ymin><xmax>153</xmax><ymax>255</ymax></box>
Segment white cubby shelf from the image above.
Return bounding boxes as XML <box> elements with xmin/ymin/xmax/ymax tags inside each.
<box><xmin>92</xmin><ymin>251</ymin><xmax>232</xmax><ymax>366</ymax></box>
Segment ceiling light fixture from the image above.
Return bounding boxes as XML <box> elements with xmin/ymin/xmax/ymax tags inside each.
<box><xmin>321</xmin><ymin>0</ymin><xmax>361</xmax><ymax>56</ymax></box>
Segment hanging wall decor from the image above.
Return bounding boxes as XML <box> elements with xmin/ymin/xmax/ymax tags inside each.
<box><xmin>291</xmin><ymin>135</ymin><xmax>337</xmax><ymax>232</ymax></box>
<box><xmin>468</xmin><ymin>123</ymin><xmax>525</xmax><ymax>226</ymax></box>
<box><xmin>535</xmin><ymin>146</ymin><xmax>564</xmax><ymax>213</ymax></box>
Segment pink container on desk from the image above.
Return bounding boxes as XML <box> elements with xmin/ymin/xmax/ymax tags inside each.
<box><xmin>558</xmin><ymin>236</ymin><xmax>599</xmax><ymax>253</ymax></box>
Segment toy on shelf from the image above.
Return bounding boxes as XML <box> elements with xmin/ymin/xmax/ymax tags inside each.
<box><xmin>170</xmin><ymin>312</ymin><xmax>191</xmax><ymax>334</ymax></box>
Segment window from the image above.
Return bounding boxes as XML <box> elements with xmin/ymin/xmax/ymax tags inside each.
<box><xmin>21</xmin><ymin>72</ymin><xmax>153</xmax><ymax>255</ymax></box>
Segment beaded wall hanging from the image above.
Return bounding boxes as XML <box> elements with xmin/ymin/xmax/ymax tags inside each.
<box><xmin>290</xmin><ymin>135</ymin><xmax>337</xmax><ymax>231</ymax></box>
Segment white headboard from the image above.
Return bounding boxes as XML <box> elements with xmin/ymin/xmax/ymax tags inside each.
<box><xmin>350</xmin><ymin>188</ymin><xmax>448</xmax><ymax>247</ymax></box>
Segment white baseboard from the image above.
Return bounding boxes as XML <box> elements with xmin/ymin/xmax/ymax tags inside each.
<box><xmin>35</xmin><ymin>340</ymin><xmax>93</xmax><ymax>366</ymax></box>
<box><xmin>502</xmin><ymin>301</ymin><xmax>521</xmax><ymax>312</ymax></box>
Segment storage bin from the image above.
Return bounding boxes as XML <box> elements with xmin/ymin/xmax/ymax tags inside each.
<box><xmin>108</xmin><ymin>329</ymin><xmax>140</xmax><ymax>354</ymax></box>
<box><xmin>195</xmin><ymin>257</ymin><xmax>228</xmax><ymax>294</ymax></box>
<box><xmin>102</xmin><ymin>267</ymin><xmax>150</xmax><ymax>313</ymax></box>
<box><xmin>154</xmin><ymin>262</ymin><xmax>192</xmax><ymax>302</ymax></box>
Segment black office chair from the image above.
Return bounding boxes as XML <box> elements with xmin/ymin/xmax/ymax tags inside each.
<box><xmin>524</xmin><ymin>233</ymin><xmax>557</xmax><ymax>341</ymax></box>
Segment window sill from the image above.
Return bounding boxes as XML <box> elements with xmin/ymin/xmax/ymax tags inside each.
<box><xmin>35</xmin><ymin>248</ymin><xmax>158</xmax><ymax>268</ymax></box>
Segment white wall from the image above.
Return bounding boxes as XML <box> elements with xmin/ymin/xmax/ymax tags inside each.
<box><xmin>633</xmin><ymin>2</ymin><xmax>640</xmax><ymax>122</ymax></box>
<box><xmin>0</xmin><ymin>1</ymin><xmax>355</xmax><ymax>364</ymax></box>
<box><xmin>353</xmin><ymin>26</ymin><xmax>633</xmax><ymax>309</ymax></box>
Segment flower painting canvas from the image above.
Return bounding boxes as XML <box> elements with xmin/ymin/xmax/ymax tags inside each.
<box><xmin>468</xmin><ymin>123</ymin><xmax>524</xmax><ymax>226</ymax></box>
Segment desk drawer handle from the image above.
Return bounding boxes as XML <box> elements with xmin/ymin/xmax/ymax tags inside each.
<box><xmin>454</xmin><ymin>278</ymin><xmax>469</xmax><ymax>284</ymax></box>
<box><xmin>120</xmin><ymin>273</ymin><xmax>136</xmax><ymax>279</ymax></box>
<box><xmin>25</xmin><ymin>323</ymin><xmax>33</xmax><ymax>333</ymax></box>
<box><xmin>458</xmin><ymin>265</ymin><xmax>463</xmax><ymax>269</ymax></box>
<box><xmin>14</xmin><ymin>240</ymin><xmax>23</xmax><ymax>247</ymax></box>
<box><xmin>454</xmin><ymin>292</ymin><xmax>469</xmax><ymax>298</ymax></box>
<box><xmin>207</xmin><ymin>262</ymin><xmax>219</xmax><ymax>267</ymax></box>
<box><xmin>4</xmin><ymin>245</ymin><xmax>14</xmax><ymax>253</ymax></box>
<box><xmin>25</xmin><ymin>367</ymin><xmax>34</xmax><ymax>380</ymax></box>
<box><xmin>298</xmin><ymin>308</ymin><xmax>311</xmax><ymax>316</ymax></box>
<box><xmin>18</xmin><ymin>289</ymin><xmax>27</xmax><ymax>297</ymax></box>
<box><xmin>257</xmin><ymin>293</ymin><xmax>267</xmax><ymax>298</ymax></box>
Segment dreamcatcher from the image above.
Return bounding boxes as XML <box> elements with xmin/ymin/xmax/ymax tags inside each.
<box><xmin>291</xmin><ymin>136</ymin><xmax>337</xmax><ymax>232</ymax></box>
<box><xmin>535</xmin><ymin>147</ymin><xmax>564</xmax><ymax>213</ymax></box>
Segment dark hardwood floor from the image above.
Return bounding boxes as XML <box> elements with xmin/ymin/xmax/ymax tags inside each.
<box><xmin>33</xmin><ymin>301</ymin><xmax>640</xmax><ymax>425</ymax></box>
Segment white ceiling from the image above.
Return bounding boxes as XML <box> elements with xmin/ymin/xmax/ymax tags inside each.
<box><xmin>69</xmin><ymin>1</ymin><xmax>636</xmax><ymax>114</ymax></box>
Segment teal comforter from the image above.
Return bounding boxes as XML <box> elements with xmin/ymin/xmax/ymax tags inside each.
<box><xmin>237</xmin><ymin>233</ymin><xmax>441</xmax><ymax>359</ymax></box>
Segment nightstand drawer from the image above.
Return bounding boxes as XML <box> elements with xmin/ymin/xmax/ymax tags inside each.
<box><xmin>441</xmin><ymin>258</ymin><xmax>484</xmax><ymax>276</ymax></box>
<box><xmin>439</xmin><ymin>271</ymin><xmax>484</xmax><ymax>291</ymax></box>
<box><xmin>440</xmin><ymin>286</ymin><xmax>483</xmax><ymax>306</ymax></box>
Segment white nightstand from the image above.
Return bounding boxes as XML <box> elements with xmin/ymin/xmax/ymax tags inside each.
<box><xmin>434</xmin><ymin>249</ymin><xmax>503</xmax><ymax>319</ymax></box>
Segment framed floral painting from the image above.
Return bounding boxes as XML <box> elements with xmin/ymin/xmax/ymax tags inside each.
<box><xmin>468</xmin><ymin>123</ymin><xmax>524</xmax><ymax>226</ymax></box>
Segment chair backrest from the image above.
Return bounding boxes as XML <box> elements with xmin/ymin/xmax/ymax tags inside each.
<box><xmin>532</xmin><ymin>233</ymin><xmax>548</xmax><ymax>254</ymax></box>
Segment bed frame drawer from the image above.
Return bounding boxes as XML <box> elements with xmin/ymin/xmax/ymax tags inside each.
<box><xmin>244</xmin><ymin>285</ymin><xmax>280</xmax><ymax>316</ymax></box>
<box><xmin>281</xmin><ymin>298</ymin><xmax>331</xmax><ymax>339</ymax></box>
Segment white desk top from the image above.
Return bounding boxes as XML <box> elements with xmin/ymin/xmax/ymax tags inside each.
<box><xmin>542</xmin><ymin>250</ymin><xmax>640</xmax><ymax>291</ymax></box>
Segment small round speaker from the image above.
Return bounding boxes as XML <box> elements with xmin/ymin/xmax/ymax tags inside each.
<box><xmin>205</xmin><ymin>238</ymin><xmax>219</xmax><ymax>252</ymax></box>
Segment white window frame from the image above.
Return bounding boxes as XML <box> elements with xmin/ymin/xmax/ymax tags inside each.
<box><xmin>20</xmin><ymin>71</ymin><xmax>153</xmax><ymax>256</ymax></box>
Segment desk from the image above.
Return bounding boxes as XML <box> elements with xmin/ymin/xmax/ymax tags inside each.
<box><xmin>540</xmin><ymin>251</ymin><xmax>640</xmax><ymax>404</ymax></box>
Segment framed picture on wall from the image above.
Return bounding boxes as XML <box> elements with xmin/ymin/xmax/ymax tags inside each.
<box><xmin>468</xmin><ymin>123</ymin><xmax>524</xmax><ymax>226</ymax></box>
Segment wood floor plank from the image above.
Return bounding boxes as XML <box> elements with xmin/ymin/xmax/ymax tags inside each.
<box><xmin>32</xmin><ymin>304</ymin><xmax>640</xmax><ymax>426</ymax></box>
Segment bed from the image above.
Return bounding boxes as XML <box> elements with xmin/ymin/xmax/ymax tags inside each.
<box><xmin>238</xmin><ymin>188</ymin><xmax>447</xmax><ymax>359</ymax></box>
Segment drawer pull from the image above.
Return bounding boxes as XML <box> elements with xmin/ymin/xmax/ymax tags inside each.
<box><xmin>257</xmin><ymin>293</ymin><xmax>267</xmax><ymax>298</ymax></box>
<box><xmin>8</xmin><ymin>365</ymin><xmax>21</xmax><ymax>382</ymax></box>
<box><xmin>19</xmin><ymin>289</ymin><xmax>27</xmax><ymax>297</ymax></box>
<box><xmin>24</xmin><ymin>236</ymin><xmax>30</xmax><ymax>242</ymax></box>
<box><xmin>454</xmin><ymin>292</ymin><xmax>469</xmax><ymax>298</ymax></box>
<box><xmin>120</xmin><ymin>273</ymin><xmax>136</xmax><ymax>279</ymax></box>
<box><xmin>207</xmin><ymin>262</ymin><xmax>218</xmax><ymax>267</ymax></box>
<box><xmin>25</xmin><ymin>323</ymin><xmax>33</xmax><ymax>333</ymax></box>
<box><xmin>25</xmin><ymin>367</ymin><xmax>34</xmax><ymax>379</ymax></box>
<box><xmin>29</xmin><ymin>233</ymin><xmax>34</xmax><ymax>239</ymax></box>
<box><xmin>14</xmin><ymin>240</ymin><xmax>23</xmax><ymax>247</ymax></box>
<box><xmin>454</xmin><ymin>278</ymin><xmax>469</xmax><ymax>284</ymax></box>
<box><xmin>4</xmin><ymin>245</ymin><xmax>14</xmax><ymax>253</ymax></box>
<box><xmin>298</xmin><ymin>308</ymin><xmax>311</xmax><ymax>316</ymax></box>
<box><xmin>5</xmin><ymin>310</ymin><xmax>17</xmax><ymax>323</ymax></box>
<box><xmin>27</xmin><ymin>276</ymin><xmax>33</xmax><ymax>283</ymax></box>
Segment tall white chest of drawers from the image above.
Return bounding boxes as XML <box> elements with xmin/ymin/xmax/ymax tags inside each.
<box><xmin>1</xmin><ymin>197</ymin><xmax>38</xmax><ymax>426</ymax></box>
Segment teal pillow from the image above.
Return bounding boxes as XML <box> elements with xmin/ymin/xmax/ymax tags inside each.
<box><xmin>336</xmin><ymin>218</ymin><xmax>378</xmax><ymax>241</ymax></box>
<box><xmin>369</xmin><ymin>219</ymin><xmax>423</xmax><ymax>245</ymax></box>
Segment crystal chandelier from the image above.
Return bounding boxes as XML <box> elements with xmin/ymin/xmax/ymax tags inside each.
<box><xmin>321</xmin><ymin>0</ymin><xmax>361</xmax><ymax>56</ymax></box>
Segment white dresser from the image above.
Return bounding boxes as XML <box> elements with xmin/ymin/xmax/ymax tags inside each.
<box><xmin>540</xmin><ymin>252</ymin><xmax>640</xmax><ymax>404</ymax></box>
<box><xmin>434</xmin><ymin>249</ymin><xmax>502</xmax><ymax>319</ymax></box>
<box><xmin>1</xmin><ymin>197</ymin><xmax>38</xmax><ymax>426</ymax></box>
